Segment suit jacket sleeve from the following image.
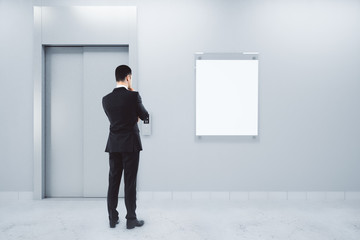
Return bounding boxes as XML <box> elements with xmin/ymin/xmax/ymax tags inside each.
<box><xmin>136</xmin><ymin>92</ymin><xmax>149</xmax><ymax>121</ymax></box>
<box><xmin>102</xmin><ymin>97</ymin><xmax>109</xmax><ymax>118</ymax></box>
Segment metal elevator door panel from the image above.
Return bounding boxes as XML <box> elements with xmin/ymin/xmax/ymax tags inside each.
<box><xmin>82</xmin><ymin>46</ymin><xmax>129</xmax><ymax>197</ymax></box>
<box><xmin>45</xmin><ymin>46</ymin><xmax>129</xmax><ymax>197</ymax></box>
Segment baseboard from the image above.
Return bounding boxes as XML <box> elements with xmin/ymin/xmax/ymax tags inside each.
<box><xmin>137</xmin><ymin>191</ymin><xmax>360</xmax><ymax>201</ymax></box>
<box><xmin>0</xmin><ymin>191</ymin><xmax>359</xmax><ymax>201</ymax></box>
<box><xmin>0</xmin><ymin>191</ymin><xmax>33</xmax><ymax>200</ymax></box>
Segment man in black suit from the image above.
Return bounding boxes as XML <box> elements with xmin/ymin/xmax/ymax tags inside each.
<box><xmin>102</xmin><ymin>65</ymin><xmax>149</xmax><ymax>229</ymax></box>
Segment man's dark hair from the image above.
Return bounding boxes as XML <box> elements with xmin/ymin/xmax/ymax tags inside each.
<box><xmin>115</xmin><ymin>65</ymin><xmax>132</xmax><ymax>82</ymax></box>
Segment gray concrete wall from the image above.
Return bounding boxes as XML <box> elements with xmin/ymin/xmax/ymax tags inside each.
<box><xmin>0</xmin><ymin>0</ymin><xmax>34</xmax><ymax>191</ymax></box>
<box><xmin>1</xmin><ymin>0</ymin><xmax>359</xmax><ymax>191</ymax></box>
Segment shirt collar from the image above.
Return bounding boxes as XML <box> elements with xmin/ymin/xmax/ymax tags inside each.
<box><xmin>116</xmin><ymin>84</ymin><xmax>128</xmax><ymax>90</ymax></box>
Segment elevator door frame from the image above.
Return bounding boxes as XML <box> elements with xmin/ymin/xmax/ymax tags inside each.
<box><xmin>33</xmin><ymin>6</ymin><xmax>138</xmax><ymax>199</ymax></box>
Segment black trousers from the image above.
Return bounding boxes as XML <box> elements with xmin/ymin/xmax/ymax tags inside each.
<box><xmin>107</xmin><ymin>151</ymin><xmax>140</xmax><ymax>222</ymax></box>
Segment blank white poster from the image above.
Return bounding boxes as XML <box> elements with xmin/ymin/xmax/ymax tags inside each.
<box><xmin>196</xmin><ymin>59</ymin><xmax>259</xmax><ymax>136</ymax></box>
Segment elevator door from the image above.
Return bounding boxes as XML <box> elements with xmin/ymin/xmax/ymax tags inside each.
<box><xmin>45</xmin><ymin>46</ymin><xmax>128</xmax><ymax>197</ymax></box>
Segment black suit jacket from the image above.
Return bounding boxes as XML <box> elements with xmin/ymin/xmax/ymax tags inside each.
<box><xmin>102</xmin><ymin>87</ymin><xmax>149</xmax><ymax>152</ymax></box>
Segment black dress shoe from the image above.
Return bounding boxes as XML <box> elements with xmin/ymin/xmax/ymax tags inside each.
<box><xmin>109</xmin><ymin>219</ymin><xmax>120</xmax><ymax>228</ymax></box>
<box><xmin>126</xmin><ymin>219</ymin><xmax>144</xmax><ymax>229</ymax></box>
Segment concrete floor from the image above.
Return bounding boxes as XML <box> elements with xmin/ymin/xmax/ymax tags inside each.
<box><xmin>1</xmin><ymin>199</ymin><xmax>360</xmax><ymax>240</ymax></box>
